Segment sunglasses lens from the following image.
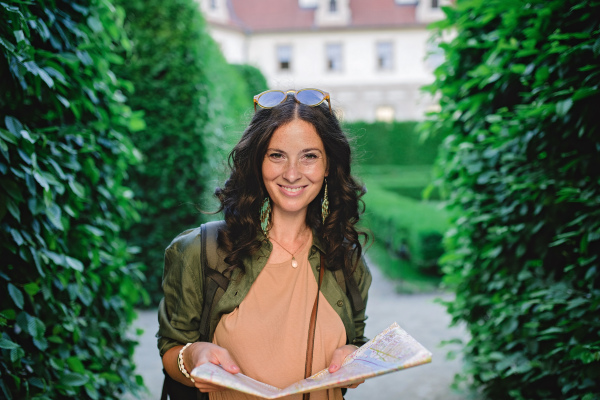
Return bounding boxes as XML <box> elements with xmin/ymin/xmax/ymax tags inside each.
<box><xmin>257</xmin><ymin>91</ymin><xmax>286</xmax><ymax>108</ymax></box>
<box><xmin>296</xmin><ymin>89</ymin><xmax>324</xmax><ymax>106</ymax></box>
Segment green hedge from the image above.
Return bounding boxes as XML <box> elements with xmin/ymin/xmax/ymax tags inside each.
<box><xmin>344</xmin><ymin>121</ymin><xmax>443</xmax><ymax>166</ymax></box>
<box><xmin>115</xmin><ymin>0</ymin><xmax>268</xmax><ymax>305</ymax></box>
<box><xmin>1</xmin><ymin>1</ymin><xmax>145</xmax><ymax>399</ymax></box>
<box><xmin>362</xmin><ymin>181</ymin><xmax>448</xmax><ymax>277</ymax></box>
<box><xmin>346</xmin><ymin>122</ymin><xmax>447</xmax><ymax>280</ymax></box>
<box><xmin>423</xmin><ymin>0</ymin><xmax>600</xmax><ymax>398</ymax></box>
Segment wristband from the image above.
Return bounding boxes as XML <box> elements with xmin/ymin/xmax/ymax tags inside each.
<box><xmin>178</xmin><ymin>343</ymin><xmax>195</xmax><ymax>383</ymax></box>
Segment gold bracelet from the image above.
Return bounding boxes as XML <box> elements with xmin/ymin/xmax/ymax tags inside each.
<box><xmin>178</xmin><ymin>343</ymin><xmax>195</xmax><ymax>383</ymax></box>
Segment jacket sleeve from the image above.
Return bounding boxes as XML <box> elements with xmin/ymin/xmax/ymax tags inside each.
<box><xmin>351</xmin><ymin>256</ymin><xmax>372</xmax><ymax>346</ymax></box>
<box><xmin>157</xmin><ymin>228</ymin><xmax>204</xmax><ymax>357</ymax></box>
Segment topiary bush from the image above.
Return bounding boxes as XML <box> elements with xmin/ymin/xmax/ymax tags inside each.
<box><xmin>115</xmin><ymin>0</ymin><xmax>269</xmax><ymax>305</ymax></box>
<box><xmin>423</xmin><ymin>0</ymin><xmax>600</xmax><ymax>398</ymax></box>
<box><xmin>231</xmin><ymin>63</ymin><xmax>269</xmax><ymax>102</ymax></box>
<box><xmin>0</xmin><ymin>1</ymin><xmax>145</xmax><ymax>398</ymax></box>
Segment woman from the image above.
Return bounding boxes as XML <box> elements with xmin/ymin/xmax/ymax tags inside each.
<box><xmin>158</xmin><ymin>89</ymin><xmax>372</xmax><ymax>400</ymax></box>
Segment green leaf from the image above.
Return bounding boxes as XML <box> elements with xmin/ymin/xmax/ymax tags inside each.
<box><xmin>556</xmin><ymin>98</ymin><xmax>573</xmax><ymax>117</ymax></box>
<box><xmin>4</xmin><ymin>116</ymin><xmax>23</xmax><ymax>136</ymax></box>
<box><xmin>10</xmin><ymin>229</ymin><xmax>24</xmax><ymax>246</ymax></box>
<box><xmin>33</xmin><ymin>171</ymin><xmax>50</xmax><ymax>190</ymax></box>
<box><xmin>68</xmin><ymin>180</ymin><xmax>86</xmax><ymax>198</ymax></box>
<box><xmin>572</xmin><ymin>88</ymin><xmax>600</xmax><ymax>101</ymax></box>
<box><xmin>0</xmin><ymin>128</ymin><xmax>18</xmax><ymax>144</ymax></box>
<box><xmin>27</xmin><ymin>316</ymin><xmax>45</xmax><ymax>339</ymax></box>
<box><xmin>65</xmin><ymin>256</ymin><xmax>84</xmax><ymax>271</ymax></box>
<box><xmin>46</xmin><ymin>203</ymin><xmax>64</xmax><ymax>230</ymax></box>
<box><xmin>87</xmin><ymin>16</ymin><xmax>103</xmax><ymax>33</ymax></box>
<box><xmin>8</xmin><ymin>284</ymin><xmax>24</xmax><ymax>309</ymax></box>
<box><xmin>59</xmin><ymin>372</ymin><xmax>89</xmax><ymax>387</ymax></box>
<box><xmin>0</xmin><ymin>338</ymin><xmax>20</xmax><ymax>350</ymax></box>
<box><xmin>23</xmin><ymin>282</ymin><xmax>40</xmax><ymax>296</ymax></box>
<box><xmin>67</xmin><ymin>356</ymin><xmax>86</xmax><ymax>373</ymax></box>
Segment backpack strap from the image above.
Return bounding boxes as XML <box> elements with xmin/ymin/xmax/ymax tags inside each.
<box><xmin>198</xmin><ymin>221</ymin><xmax>229</xmax><ymax>342</ymax></box>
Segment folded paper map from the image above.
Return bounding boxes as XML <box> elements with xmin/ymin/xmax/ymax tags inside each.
<box><xmin>190</xmin><ymin>322</ymin><xmax>432</xmax><ymax>398</ymax></box>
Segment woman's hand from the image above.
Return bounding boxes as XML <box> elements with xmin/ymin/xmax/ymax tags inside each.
<box><xmin>327</xmin><ymin>344</ymin><xmax>364</xmax><ymax>389</ymax></box>
<box><xmin>183</xmin><ymin>342</ymin><xmax>240</xmax><ymax>392</ymax></box>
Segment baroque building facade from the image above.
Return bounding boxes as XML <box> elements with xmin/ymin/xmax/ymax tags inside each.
<box><xmin>199</xmin><ymin>0</ymin><xmax>447</xmax><ymax>121</ymax></box>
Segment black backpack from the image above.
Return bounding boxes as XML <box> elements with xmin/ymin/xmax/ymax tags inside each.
<box><xmin>161</xmin><ymin>221</ymin><xmax>364</xmax><ymax>400</ymax></box>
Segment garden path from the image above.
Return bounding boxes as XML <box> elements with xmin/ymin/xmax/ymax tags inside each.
<box><xmin>129</xmin><ymin>261</ymin><xmax>469</xmax><ymax>399</ymax></box>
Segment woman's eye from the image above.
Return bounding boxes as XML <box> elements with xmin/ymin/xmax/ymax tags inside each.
<box><xmin>301</xmin><ymin>153</ymin><xmax>319</xmax><ymax>163</ymax></box>
<box><xmin>268</xmin><ymin>153</ymin><xmax>284</xmax><ymax>160</ymax></box>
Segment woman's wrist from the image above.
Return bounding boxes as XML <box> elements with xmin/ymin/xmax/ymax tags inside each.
<box><xmin>178</xmin><ymin>342</ymin><xmax>196</xmax><ymax>383</ymax></box>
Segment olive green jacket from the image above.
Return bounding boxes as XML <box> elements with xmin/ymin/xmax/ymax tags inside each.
<box><xmin>157</xmin><ymin>226</ymin><xmax>372</xmax><ymax>357</ymax></box>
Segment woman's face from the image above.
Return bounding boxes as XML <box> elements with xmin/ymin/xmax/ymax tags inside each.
<box><xmin>262</xmin><ymin>119</ymin><xmax>328</xmax><ymax>219</ymax></box>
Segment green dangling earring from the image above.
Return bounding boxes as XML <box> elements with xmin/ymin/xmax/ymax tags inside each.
<box><xmin>321</xmin><ymin>179</ymin><xmax>330</xmax><ymax>225</ymax></box>
<box><xmin>260</xmin><ymin>197</ymin><xmax>271</xmax><ymax>237</ymax></box>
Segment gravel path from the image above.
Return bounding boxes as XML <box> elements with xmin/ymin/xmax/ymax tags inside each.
<box><xmin>129</xmin><ymin>263</ymin><xmax>468</xmax><ymax>399</ymax></box>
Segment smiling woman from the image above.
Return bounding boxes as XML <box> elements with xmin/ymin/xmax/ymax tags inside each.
<box><xmin>157</xmin><ymin>90</ymin><xmax>372</xmax><ymax>400</ymax></box>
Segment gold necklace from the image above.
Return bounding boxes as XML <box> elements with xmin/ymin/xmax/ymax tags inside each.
<box><xmin>269</xmin><ymin>229</ymin><xmax>310</xmax><ymax>268</ymax></box>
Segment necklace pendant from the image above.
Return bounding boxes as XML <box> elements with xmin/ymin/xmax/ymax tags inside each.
<box><xmin>291</xmin><ymin>257</ymin><xmax>298</xmax><ymax>268</ymax></box>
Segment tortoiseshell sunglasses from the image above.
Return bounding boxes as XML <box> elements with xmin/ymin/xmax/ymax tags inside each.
<box><xmin>253</xmin><ymin>88</ymin><xmax>331</xmax><ymax>112</ymax></box>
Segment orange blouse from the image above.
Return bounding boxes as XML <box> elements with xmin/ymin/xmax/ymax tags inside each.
<box><xmin>210</xmin><ymin>237</ymin><xmax>346</xmax><ymax>400</ymax></box>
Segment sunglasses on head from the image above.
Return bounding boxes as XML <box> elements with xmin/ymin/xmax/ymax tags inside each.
<box><xmin>253</xmin><ymin>88</ymin><xmax>331</xmax><ymax>112</ymax></box>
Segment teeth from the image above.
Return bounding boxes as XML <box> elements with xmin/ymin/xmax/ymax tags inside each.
<box><xmin>282</xmin><ymin>186</ymin><xmax>302</xmax><ymax>193</ymax></box>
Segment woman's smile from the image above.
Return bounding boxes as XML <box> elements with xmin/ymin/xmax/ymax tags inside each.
<box><xmin>278</xmin><ymin>184</ymin><xmax>307</xmax><ymax>195</ymax></box>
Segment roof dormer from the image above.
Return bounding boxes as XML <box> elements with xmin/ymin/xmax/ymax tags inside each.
<box><xmin>199</xmin><ymin>0</ymin><xmax>230</xmax><ymax>25</ymax></box>
<box><xmin>314</xmin><ymin>0</ymin><xmax>351</xmax><ymax>27</ymax></box>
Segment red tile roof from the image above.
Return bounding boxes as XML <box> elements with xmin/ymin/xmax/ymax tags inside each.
<box><xmin>350</xmin><ymin>0</ymin><xmax>417</xmax><ymax>27</ymax></box>
<box><xmin>226</xmin><ymin>0</ymin><xmax>418</xmax><ymax>32</ymax></box>
<box><xmin>229</xmin><ymin>0</ymin><xmax>316</xmax><ymax>32</ymax></box>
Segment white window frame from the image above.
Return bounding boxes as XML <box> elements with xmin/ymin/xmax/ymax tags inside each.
<box><xmin>276</xmin><ymin>44</ymin><xmax>293</xmax><ymax>71</ymax></box>
<box><xmin>376</xmin><ymin>42</ymin><xmax>394</xmax><ymax>71</ymax></box>
<box><xmin>325</xmin><ymin>43</ymin><xmax>343</xmax><ymax>72</ymax></box>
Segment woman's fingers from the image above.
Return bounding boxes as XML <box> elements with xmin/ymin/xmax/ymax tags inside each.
<box><xmin>185</xmin><ymin>342</ymin><xmax>240</xmax><ymax>374</ymax></box>
<box><xmin>211</xmin><ymin>346</ymin><xmax>240</xmax><ymax>374</ymax></box>
<box><xmin>328</xmin><ymin>344</ymin><xmax>359</xmax><ymax>373</ymax></box>
<box><xmin>183</xmin><ymin>342</ymin><xmax>240</xmax><ymax>392</ymax></box>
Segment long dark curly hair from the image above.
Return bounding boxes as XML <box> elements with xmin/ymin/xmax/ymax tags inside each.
<box><xmin>214</xmin><ymin>94</ymin><xmax>368</xmax><ymax>274</ymax></box>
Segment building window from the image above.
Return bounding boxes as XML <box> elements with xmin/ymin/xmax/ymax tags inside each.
<box><xmin>326</xmin><ymin>44</ymin><xmax>342</xmax><ymax>72</ymax></box>
<box><xmin>329</xmin><ymin>0</ymin><xmax>337</xmax><ymax>12</ymax></box>
<box><xmin>376</xmin><ymin>42</ymin><xmax>393</xmax><ymax>70</ymax></box>
<box><xmin>277</xmin><ymin>45</ymin><xmax>292</xmax><ymax>71</ymax></box>
<box><xmin>375</xmin><ymin>106</ymin><xmax>395</xmax><ymax>122</ymax></box>
<box><xmin>210</xmin><ymin>0</ymin><xmax>217</xmax><ymax>9</ymax></box>
<box><xmin>431</xmin><ymin>0</ymin><xmax>439</xmax><ymax>8</ymax></box>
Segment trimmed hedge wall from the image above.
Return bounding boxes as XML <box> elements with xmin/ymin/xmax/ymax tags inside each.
<box><xmin>423</xmin><ymin>0</ymin><xmax>600</xmax><ymax>398</ymax></box>
<box><xmin>345</xmin><ymin>121</ymin><xmax>447</xmax><ymax>278</ymax></box>
<box><xmin>343</xmin><ymin>121</ymin><xmax>443</xmax><ymax>166</ymax></box>
<box><xmin>115</xmin><ymin>0</ymin><xmax>268</xmax><ymax>305</ymax></box>
<box><xmin>1</xmin><ymin>1</ymin><xmax>145</xmax><ymax>399</ymax></box>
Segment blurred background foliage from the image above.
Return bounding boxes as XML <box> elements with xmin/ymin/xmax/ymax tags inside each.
<box><xmin>113</xmin><ymin>0</ymin><xmax>267</xmax><ymax>306</ymax></box>
<box><xmin>0</xmin><ymin>0</ymin><xmax>145</xmax><ymax>398</ymax></box>
<box><xmin>344</xmin><ymin>121</ymin><xmax>448</xmax><ymax>291</ymax></box>
<box><xmin>423</xmin><ymin>0</ymin><xmax>600</xmax><ymax>398</ymax></box>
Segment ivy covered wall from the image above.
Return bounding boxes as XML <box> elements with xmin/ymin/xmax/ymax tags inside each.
<box><xmin>1</xmin><ymin>1</ymin><xmax>145</xmax><ymax>398</ymax></box>
<box><xmin>423</xmin><ymin>0</ymin><xmax>600</xmax><ymax>398</ymax></box>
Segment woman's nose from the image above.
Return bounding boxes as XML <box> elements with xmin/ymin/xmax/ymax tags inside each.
<box><xmin>282</xmin><ymin>160</ymin><xmax>301</xmax><ymax>182</ymax></box>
